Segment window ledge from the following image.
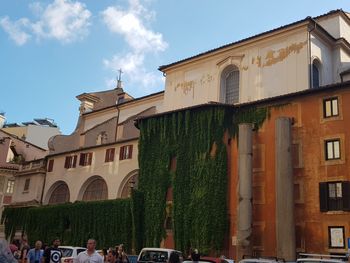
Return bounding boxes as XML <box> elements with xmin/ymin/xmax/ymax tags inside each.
<box><xmin>22</xmin><ymin>190</ymin><xmax>29</xmax><ymax>194</ymax></box>
<box><xmin>325</xmin><ymin>211</ymin><xmax>349</xmax><ymax>215</ymax></box>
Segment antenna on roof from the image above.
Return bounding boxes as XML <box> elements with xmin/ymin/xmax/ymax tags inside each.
<box><xmin>116</xmin><ymin>68</ymin><xmax>123</xmax><ymax>90</ymax></box>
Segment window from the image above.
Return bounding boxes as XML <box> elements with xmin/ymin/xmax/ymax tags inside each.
<box><xmin>312</xmin><ymin>63</ymin><xmax>320</xmax><ymax>88</ymax></box>
<box><xmin>221</xmin><ymin>65</ymin><xmax>239</xmax><ymax>104</ymax></box>
<box><xmin>325</xmin><ymin>139</ymin><xmax>340</xmax><ymax>160</ymax></box>
<box><xmin>64</xmin><ymin>155</ymin><xmax>77</xmax><ymax>169</ymax></box>
<box><xmin>23</xmin><ymin>178</ymin><xmax>30</xmax><ymax>192</ymax></box>
<box><xmin>47</xmin><ymin>159</ymin><xmax>54</xmax><ymax>172</ymax></box>
<box><xmin>49</xmin><ymin>183</ymin><xmax>70</xmax><ymax>204</ymax></box>
<box><xmin>82</xmin><ymin>179</ymin><xmax>108</xmax><ymax>201</ymax></box>
<box><xmin>319</xmin><ymin>181</ymin><xmax>350</xmax><ymax>212</ymax></box>
<box><xmin>105</xmin><ymin>148</ymin><xmax>115</xmax><ymax>162</ymax></box>
<box><xmin>117</xmin><ymin>96</ymin><xmax>125</xmax><ymax>104</ymax></box>
<box><xmin>119</xmin><ymin>145</ymin><xmax>133</xmax><ymax>160</ymax></box>
<box><xmin>323</xmin><ymin>97</ymin><xmax>339</xmax><ymax>118</ymax></box>
<box><xmin>79</xmin><ymin>152</ymin><xmax>93</xmax><ymax>166</ymax></box>
<box><xmin>6</xmin><ymin>180</ymin><xmax>14</xmax><ymax>194</ymax></box>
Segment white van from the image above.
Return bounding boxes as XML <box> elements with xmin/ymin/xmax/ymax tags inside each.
<box><xmin>137</xmin><ymin>248</ymin><xmax>182</xmax><ymax>263</ymax></box>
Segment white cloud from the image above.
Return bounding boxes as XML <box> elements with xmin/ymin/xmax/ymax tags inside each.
<box><xmin>0</xmin><ymin>0</ymin><xmax>91</xmax><ymax>45</ymax></box>
<box><xmin>0</xmin><ymin>16</ymin><xmax>31</xmax><ymax>46</ymax></box>
<box><xmin>102</xmin><ymin>0</ymin><xmax>167</xmax><ymax>91</ymax></box>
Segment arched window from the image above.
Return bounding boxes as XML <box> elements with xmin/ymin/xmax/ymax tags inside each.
<box><xmin>120</xmin><ymin>174</ymin><xmax>138</xmax><ymax>198</ymax></box>
<box><xmin>48</xmin><ymin>183</ymin><xmax>70</xmax><ymax>204</ymax></box>
<box><xmin>221</xmin><ymin>65</ymin><xmax>240</xmax><ymax>104</ymax></box>
<box><xmin>312</xmin><ymin>60</ymin><xmax>321</xmax><ymax>89</ymax></box>
<box><xmin>82</xmin><ymin>178</ymin><xmax>108</xmax><ymax>201</ymax></box>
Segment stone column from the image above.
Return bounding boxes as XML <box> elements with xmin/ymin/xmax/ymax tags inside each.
<box><xmin>275</xmin><ymin>117</ymin><xmax>296</xmax><ymax>261</ymax></box>
<box><xmin>237</xmin><ymin>123</ymin><xmax>253</xmax><ymax>260</ymax></box>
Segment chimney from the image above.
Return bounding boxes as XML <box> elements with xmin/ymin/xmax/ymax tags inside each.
<box><xmin>0</xmin><ymin>113</ymin><xmax>5</xmax><ymax>128</ymax></box>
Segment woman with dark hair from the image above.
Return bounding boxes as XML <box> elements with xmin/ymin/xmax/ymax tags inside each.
<box><xmin>116</xmin><ymin>244</ymin><xmax>129</xmax><ymax>263</ymax></box>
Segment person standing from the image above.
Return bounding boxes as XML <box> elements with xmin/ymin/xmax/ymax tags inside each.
<box><xmin>20</xmin><ymin>238</ymin><xmax>30</xmax><ymax>263</ymax></box>
<box><xmin>41</xmin><ymin>238</ymin><xmax>62</xmax><ymax>263</ymax></box>
<box><xmin>75</xmin><ymin>239</ymin><xmax>103</xmax><ymax>263</ymax></box>
<box><xmin>27</xmin><ymin>241</ymin><xmax>43</xmax><ymax>263</ymax></box>
<box><xmin>115</xmin><ymin>244</ymin><xmax>129</xmax><ymax>263</ymax></box>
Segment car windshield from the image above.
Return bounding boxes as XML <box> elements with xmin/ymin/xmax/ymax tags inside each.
<box><xmin>139</xmin><ymin>251</ymin><xmax>168</xmax><ymax>262</ymax></box>
<box><xmin>60</xmin><ymin>248</ymin><xmax>73</xmax><ymax>257</ymax></box>
<box><xmin>77</xmin><ymin>249</ymin><xmax>85</xmax><ymax>255</ymax></box>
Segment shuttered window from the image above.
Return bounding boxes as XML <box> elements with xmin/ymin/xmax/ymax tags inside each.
<box><xmin>23</xmin><ymin>178</ymin><xmax>30</xmax><ymax>192</ymax></box>
<box><xmin>64</xmin><ymin>155</ymin><xmax>77</xmax><ymax>168</ymax></box>
<box><xmin>105</xmin><ymin>148</ymin><xmax>115</xmax><ymax>162</ymax></box>
<box><xmin>119</xmin><ymin>145</ymin><xmax>133</xmax><ymax>160</ymax></box>
<box><xmin>319</xmin><ymin>181</ymin><xmax>350</xmax><ymax>212</ymax></box>
<box><xmin>47</xmin><ymin>159</ymin><xmax>54</xmax><ymax>172</ymax></box>
<box><xmin>79</xmin><ymin>152</ymin><xmax>93</xmax><ymax>166</ymax></box>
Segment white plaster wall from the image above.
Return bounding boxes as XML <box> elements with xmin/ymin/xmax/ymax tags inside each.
<box><xmin>311</xmin><ymin>34</ymin><xmax>334</xmax><ymax>85</ymax></box>
<box><xmin>44</xmin><ymin>140</ymin><xmax>139</xmax><ymax>203</ymax></box>
<box><xmin>118</xmin><ymin>96</ymin><xmax>163</xmax><ymax>123</ymax></box>
<box><xmin>338</xmin><ymin>16</ymin><xmax>350</xmax><ymax>43</ymax></box>
<box><xmin>26</xmin><ymin>126</ymin><xmax>61</xmax><ymax>149</ymax></box>
<box><xmin>163</xmin><ymin>29</ymin><xmax>309</xmax><ymax>111</ymax></box>
<box><xmin>83</xmin><ymin>108</ymin><xmax>118</xmax><ymax>132</ymax></box>
<box><xmin>317</xmin><ymin>16</ymin><xmax>341</xmax><ymax>39</ymax></box>
<box><xmin>12</xmin><ymin>174</ymin><xmax>44</xmax><ymax>203</ymax></box>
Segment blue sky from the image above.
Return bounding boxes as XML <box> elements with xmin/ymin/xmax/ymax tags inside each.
<box><xmin>1</xmin><ymin>0</ymin><xmax>350</xmax><ymax>135</ymax></box>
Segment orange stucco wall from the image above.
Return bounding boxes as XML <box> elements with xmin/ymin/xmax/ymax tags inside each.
<box><xmin>226</xmin><ymin>87</ymin><xmax>350</xmax><ymax>258</ymax></box>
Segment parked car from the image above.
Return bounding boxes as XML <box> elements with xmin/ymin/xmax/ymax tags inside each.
<box><xmin>59</xmin><ymin>246</ymin><xmax>86</xmax><ymax>263</ymax></box>
<box><xmin>238</xmin><ymin>255</ymin><xmax>283</xmax><ymax>263</ymax></box>
<box><xmin>297</xmin><ymin>253</ymin><xmax>348</xmax><ymax>263</ymax></box>
<box><xmin>201</xmin><ymin>256</ymin><xmax>234</xmax><ymax>263</ymax></box>
<box><xmin>137</xmin><ymin>248</ymin><xmax>182</xmax><ymax>263</ymax></box>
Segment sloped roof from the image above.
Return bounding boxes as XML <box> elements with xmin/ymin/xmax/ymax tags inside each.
<box><xmin>158</xmin><ymin>9</ymin><xmax>347</xmax><ymax>72</ymax></box>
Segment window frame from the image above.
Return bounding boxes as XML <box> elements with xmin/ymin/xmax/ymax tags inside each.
<box><xmin>6</xmin><ymin>180</ymin><xmax>15</xmax><ymax>194</ymax></box>
<box><xmin>324</xmin><ymin>139</ymin><xmax>341</xmax><ymax>161</ymax></box>
<box><xmin>319</xmin><ymin>181</ymin><xmax>350</xmax><ymax>212</ymax></box>
<box><xmin>323</xmin><ymin>97</ymin><xmax>339</xmax><ymax>118</ymax></box>
<box><xmin>79</xmin><ymin>152</ymin><xmax>93</xmax><ymax>166</ymax></box>
<box><xmin>23</xmin><ymin>178</ymin><xmax>30</xmax><ymax>192</ymax></box>
<box><xmin>47</xmin><ymin>159</ymin><xmax>54</xmax><ymax>172</ymax></box>
<box><xmin>105</xmin><ymin>148</ymin><xmax>115</xmax><ymax>163</ymax></box>
<box><xmin>119</xmin><ymin>145</ymin><xmax>133</xmax><ymax>160</ymax></box>
<box><xmin>64</xmin><ymin>155</ymin><xmax>77</xmax><ymax>169</ymax></box>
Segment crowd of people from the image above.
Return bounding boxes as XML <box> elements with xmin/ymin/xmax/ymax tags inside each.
<box><xmin>1</xmin><ymin>236</ymin><xmax>130</xmax><ymax>263</ymax></box>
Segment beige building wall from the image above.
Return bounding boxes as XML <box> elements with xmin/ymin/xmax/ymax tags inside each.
<box><xmin>43</xmin><ymin>140</ymin><xmax>138</xmax><ymax>203</ymax></box>
<box><xmin>12</xmin><ymin>160</ymin><xmax>46</xmax><ymax>204</ymax></box>
<box><xmin>83</xmin><ymin>109</ymin><xmax>118</xmax><ymax>132</ymax></box>
<box><xmin>162</xmin><ymin>28</ymin><xmax>309</xmax><ymax>111</ymax></box>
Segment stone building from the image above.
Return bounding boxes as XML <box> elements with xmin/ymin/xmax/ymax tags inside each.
<box><xmin>138</xmin><ymin>9</ymin><xmax>350</xmax><ymax>260</ymax></box>
<box><xmin>43</xmin><ymin>85</ymin><xmax>163</xmax><ymax>204</ymax></box>
<box><xmin>0</xmin><ymin>130</ymin><xmax>46</xmax><ymax>218</ymax></box>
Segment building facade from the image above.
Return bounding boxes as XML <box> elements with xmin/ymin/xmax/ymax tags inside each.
<box><xmin>0</xmin><ymin>130</ymin><xmax>46</xmax><ymax>219</ymax></box>
<box><xmin>3</xmin><ymin>118</ymin><xmax>61</xmax><ymax>150</ymax></box>
<box><xmin>42</xmin><ymin>86</ymin><xmax>163</xmax><ymax>204</ymax></box>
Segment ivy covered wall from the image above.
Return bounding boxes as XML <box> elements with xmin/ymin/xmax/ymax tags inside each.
<box><xmin>137</xmin><ymin>105</ymin><xmax>268</xmax><ymax>254</ymax></box>
<box><xmin>2</xmin><ymin>199</ymin><xmax>133</xmax><ymax>250</ymax></box>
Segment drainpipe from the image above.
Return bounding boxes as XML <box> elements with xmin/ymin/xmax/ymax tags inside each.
<box><xmin>115</xmin><ymin>107</ymin><xmax>120</xmax><ymax>142</ymax></box>
<box><xmin>40</xmin><ymin>157</ymin><xmax>47</xmax><ymax>205</ymax></box>
<box><xmin>308</xmin><ymin>19</ymin><xmax>316</xmax><ymax>89</ymax></box>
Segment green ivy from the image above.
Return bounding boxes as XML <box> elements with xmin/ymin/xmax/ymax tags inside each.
<box><xmin>137</xmin><ymin>105</ymin><xmax>268</xmax><ymax>255</ymax></box>
<box><xmin>2</xmin><ymin>199</ymin><xmax>133</xmax><ymax>251</ymax></box>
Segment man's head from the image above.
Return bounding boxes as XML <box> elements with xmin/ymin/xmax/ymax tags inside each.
<box><xmin>35</xmin><ymin>241</ymin><xmax>42</xmax><ymax>250</ymax></box>
<box><xmin>191</xmin><ymin>249</ymin><xmax>200</xmax><ymax>261</ymax></box>
<box><xmin>52</xmin><ymin>238</ymin><xmax>60</xmax><ymax>248</ymax></box>
<box><xmin>87</xmin><ymin>239</ymin><xmax>96</xmax><ymax>252</ymax></box>
<box><xmin>107</xmin><ymin>250</ymin><xmax>116</xmax><ymax>262</ymax></box>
